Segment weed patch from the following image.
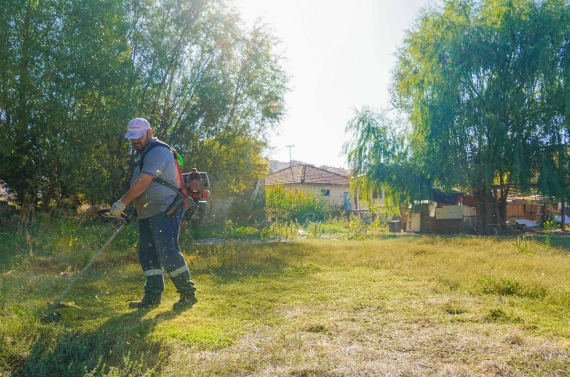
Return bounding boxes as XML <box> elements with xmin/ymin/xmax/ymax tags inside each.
<box><xmin>439</xmin><ymin>278</ymin><xmax>460</xmax><ymax>291</ymax></box>
<box><xmin>442</xmin><ymin>301</ymin><xmax>468</xmax><ymax>315</ymax></box>
<box><xmin>478</xmin><ymin>275</ymin><xmax>548</xmax><ymax>299</ymax></box>
<box><xmin>512</xmin><ymin>236</ymin><xmax>534</xmax><ymax>255</ymax></box>
<box><xmin>303</xmin><ymin>323</ymin><xmax>329</xmax><ymax>334</ymax></box>
<box><xmin>485</xmin><ymin>308</ymin><xmax>523</xmax><ymax>323</ymax></box>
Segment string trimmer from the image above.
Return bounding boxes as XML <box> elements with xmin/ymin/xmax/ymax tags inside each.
<box><xmin>40</xmin><ymin>209</ymin><xmax>133</xmax><ymax>323</ymax></box>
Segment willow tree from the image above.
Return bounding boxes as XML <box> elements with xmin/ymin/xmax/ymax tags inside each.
<box><xmin>390</xmin><ymin>0</ymin><xmax>570</xmax><ymax>232</ymax></box>
<box><xmin>344</xmin><ymin>106</ymin><xmax>432</xmax><ymax>211</ymax></box>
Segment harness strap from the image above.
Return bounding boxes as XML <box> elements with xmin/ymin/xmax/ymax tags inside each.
<box><xmin>138</xmin><ymin>140</ymin><xmax>189</xmax><ymax>203</ymax></box>
<box><xmin>138</xmin><ymin>140</ymin><xmax>170</xmax><ymax>171</ymax></box>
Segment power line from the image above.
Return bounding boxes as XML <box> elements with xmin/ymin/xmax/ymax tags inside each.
<box><xmin>286</xmin><ymin>145</ymin><xmax>294</xmax><ymax>167</ymax></box>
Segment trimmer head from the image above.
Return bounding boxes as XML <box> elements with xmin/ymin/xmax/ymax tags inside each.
<box><xmin>40</xmin><ymin>301</ymin><xmax>81</xmax><ymax>323</ymax></box>
<box><xmin>39</xmin><ymin>311</ymin><xmax>61</xmax><ymax>323</ymax></box>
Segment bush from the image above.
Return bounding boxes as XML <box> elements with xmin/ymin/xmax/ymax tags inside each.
<box><xmin>265</xmin><ymin>185</ymin><xmax>332</xmax><ymax>224</ymax></box>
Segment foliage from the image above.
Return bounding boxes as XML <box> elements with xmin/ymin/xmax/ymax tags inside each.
<box><xmin>256</xmin><ymin>214</ymin><xmax>389</xmax><ymax>240</ymax></box>
<box><xmin>344</xmin><ymin>107</ymin><xmax>431</xmax><ymax>208</ymax></box>
<box><xmin>393</xmin><ymin>0</ymin><xmax>570</xmax><ymax>230</ymax></box>
<box><xmin>305</xmin><ymin>221</ymin><xmax>324</xmax><ymax>238</ymax></box>
<box><xmin>0</xmin><ymin>0</ymin><xmax>132</xmax><ymax>211</ymax></box>
<box><xmin>265</xmin><ymin>184</ymin><xmax>333</xmax><ymax>224</ymax></box>
<box><xmin>345</xmin><ymin>0</ymin><xmax>570</xmax><ymax>232</ymax></box>
<box><xmin>182</xmin><ymin>214</ymin><xmax>390</xmax><ymax>241</ymax></box>
<box><xmin>184</xmin><ymin>222</ymin><xmax>261</xmax><ymax>241</ymax></box>
<box><xmin>512</xmin><ymin>235</ymin><xmax>533</xmax><ymax>255</ymax></box>
<box><xmin>260</xmin><ymin>220</ymin><xmax>300</xmax><ymax>239</ymax></box>
<box><xmin>478</xmin><ymin>275</ymin><xmax>548</xmax><ymax>299</ymax></box>
<box><xmin>543</xmin><ymin>218</ymin><xmax>559</xmax><ymax>248</ymax></box>
<box><xmin>0</xmin><ymin>0</ymin><xmax>288</xmax><ymax>211</ymax></box>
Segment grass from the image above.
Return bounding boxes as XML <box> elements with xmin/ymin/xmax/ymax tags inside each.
<box><xmin>2</xmin><ymin>215</ymin><xmax>570</xmax><ymax>376</ymax></box>
<box><xmin>186</xmin><ymin>213</ymin><xmax>389</xmax><ymax>241</ymax></box>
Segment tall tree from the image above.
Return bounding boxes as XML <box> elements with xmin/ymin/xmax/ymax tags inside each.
<box><xmin>391</xmin><ymin>0</ymin><xmax>570</xmax><ymax>232</ymax></box>
<box><xmin>0</xmin><ymin>0</ymin><xmax>289</xmax><ymax>212</ymax></box>
<box><xmin>344</xmin><ymin>107</ymin><xmax>431</xmax><ymax>208</ymax></box>
<box><xmin>125</xmin><ymin>0</ymin><xmax>288</xmax><ymax>198</ymax></box>
<box><xmin>0</xmin><ymin>0</ymin><xmax>132</xmax><ymax>210</ymax></box>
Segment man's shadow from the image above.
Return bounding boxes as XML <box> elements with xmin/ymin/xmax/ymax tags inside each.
<box><xmin>21</xmin><ymin>306</ymin><xmax>184</xmax><ymax>377</ymax></box>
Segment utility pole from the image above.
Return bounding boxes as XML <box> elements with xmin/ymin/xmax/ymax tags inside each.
<box><xmin>286</xmin><ymin>145</ymin><xmax>294</xmax><ymax>167</ymax></box>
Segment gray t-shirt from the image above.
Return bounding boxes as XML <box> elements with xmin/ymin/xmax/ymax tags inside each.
<box><xmin>131</xmin><ymin>140</ymin><xmax>178</xmax><ymax>219</ymax></box>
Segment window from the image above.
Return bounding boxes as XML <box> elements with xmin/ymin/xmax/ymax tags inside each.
<box><xmin>321</xmin><ymin>189</ymin><xmax>330</xmax><ymax>197</ymax></box>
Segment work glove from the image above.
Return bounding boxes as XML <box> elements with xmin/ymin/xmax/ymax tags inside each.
<box><xmin>110</xmin><ymin>199</ymin><xmax>126</xmax><ymax>217</ymax></box>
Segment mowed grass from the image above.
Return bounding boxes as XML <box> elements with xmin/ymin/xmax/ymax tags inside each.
<box><xmin>2</xmin><ymin>224</ymin><xmax>570</xmax><ymax>376</ymax></box>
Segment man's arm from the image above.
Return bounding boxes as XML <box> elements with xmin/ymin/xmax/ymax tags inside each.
<box><xmin>120</xmin><ymin>173</ymin><xmax>155</xmax><ymax>205</ymax></box>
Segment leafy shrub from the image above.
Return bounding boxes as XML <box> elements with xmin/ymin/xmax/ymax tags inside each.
<box><xmin>229</xmin><ymin>226</ymin><xmax>259</xmax><ymax>239</ymax></box>
<box><xmin>260</xmin><ymin>220</ymin><xmax>300</xmax><ymax>239</ymax></box>
<box><xmin>346</xmin><ymin>214</ymin><xmax>368</xmax><ymax>239</ymax></box>
<box><xmin>512</xmin><ymin>236</ymin><xmax>533</xmax><ymax>255</ymax></box>
<box><xmin>265</xmin><ymin>184</ymin><xmax>332</xmax><ymax>224</ymax></box>
<box><xmin>543</xmin><ymin>218</ymin><xmax>559</xmax><ymax>248</ymax></box>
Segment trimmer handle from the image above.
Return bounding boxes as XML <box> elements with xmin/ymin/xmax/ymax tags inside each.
<box><xmin>98</xmin><ymin>209</ymin><xmax>132</xmax><ymax>224</ymax></box>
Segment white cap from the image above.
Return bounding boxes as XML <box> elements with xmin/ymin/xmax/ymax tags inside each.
<box><xmin>124</xmin><ymin>118</ymin><xmax>151</xmax><ymax>139</ymax></box>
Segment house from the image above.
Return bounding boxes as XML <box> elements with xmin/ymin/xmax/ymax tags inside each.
<box><xmin>265</xmin><ymin>165</ymin><xmax>354</xmax><ymax>209</ymax></box>
<box><xmin>317</xmin><ymin>165</ymin><xmax>351</xmax><ymax>176</ymax></box>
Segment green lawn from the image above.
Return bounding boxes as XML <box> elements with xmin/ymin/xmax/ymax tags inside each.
<box><xmin>2</xmin><ymin>224</ymin><xmax>570</xmax><ymax>376</ymax></box>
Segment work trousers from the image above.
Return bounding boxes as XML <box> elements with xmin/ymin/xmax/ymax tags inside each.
<box><xmin>137</xmin><ymin>209</ymin><xmax>195</xmax><ymax>297</ymax></box>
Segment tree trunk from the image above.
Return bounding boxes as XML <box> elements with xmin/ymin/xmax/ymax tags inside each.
<box><xmin>497</xmin><ymin>187</ymin><xmax>509</xmax><ymax>230</ymax></box>
<box><xmin>474</xmin><ymin>186</ymin><xmax>504</xmax><ymax>235</ymax></box>
<box><xmin>562</xmin><ymin>193</ymin><xmax>566</xmax><ymax>231</ymax></box>
<box><xmin>474</xmin><ymin>188</ymin><xmax>486</xmax><ymax>234</ymax></box>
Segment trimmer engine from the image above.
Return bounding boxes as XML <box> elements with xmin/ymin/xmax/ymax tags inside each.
<box><xmin>183</xmin><ymin>168</ymin><xmax>210</xmax><ymax>202</ymax></box>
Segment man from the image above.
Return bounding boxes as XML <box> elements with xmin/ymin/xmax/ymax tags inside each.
<box><xmin>110</xmin><ymin>118</ymin><xmax>197</xmax><ymax>310</ymax></box>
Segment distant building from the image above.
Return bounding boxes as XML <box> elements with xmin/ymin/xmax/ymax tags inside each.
<box><xmin>265</xmin><ymin>163</ymin><xmax>388</xmax><ymax>215</ymax></box>
<box><xmin>268</xmin><ymin>160</ymin><xmax>312</xmax><ymax>172</ymax></box>
<box><xmin>265</xmin><ymin>164</ymin><xmax>352</xmax><ymax>209</ymax></box>
<box><xmin>317</xmin><ymin>165</ymin><xmax>350</xmax><ymax>176</ymax></box>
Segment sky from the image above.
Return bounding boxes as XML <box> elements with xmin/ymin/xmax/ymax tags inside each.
<box><xmin>235</xmin><ymin>0</ymin><xmax>433</xmax><ymax>169</ymax></box>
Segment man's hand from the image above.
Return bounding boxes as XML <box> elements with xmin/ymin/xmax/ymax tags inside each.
<box><xmin>110</xmin><ymin>199</ymin><xmax>126</xmax><ymax>217</ymax></box>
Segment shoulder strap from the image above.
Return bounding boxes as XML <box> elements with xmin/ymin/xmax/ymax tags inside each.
<box><xmin>137</xmin><ymin>140</ymin><xmax>189</xmax><ymax>203</ymax></box>
<box><xmin>154</xmin><ymin>176</ymin><xmax>185</xmax><ymax>197</ymax></box>
<box><xmin>138</xmin><ymin>140</ymin><xmax>171</xmax><ymax>171</ymax></box>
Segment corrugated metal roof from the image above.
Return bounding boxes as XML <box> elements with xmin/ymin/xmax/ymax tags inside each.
<box><xmin>266</xmin><ymin>165</ymin><xmax>349</xmax><ymax>186</ymax></box>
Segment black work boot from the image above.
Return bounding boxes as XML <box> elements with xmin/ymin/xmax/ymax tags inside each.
<box><xmin>173</xmin><ymin>291</ymin><xmax>198</xmax><ymax>311</ymax></box>
<box><xmin>129</xmin><ymin>289</ymin><xmax>162</xmax><ymax>309</ymax></box>
<box><xmin>129</xmin><ymin>296</ymin><xmax>161</xmax><ymax>309</ymax></box>
<box><xmin>170</xmin><ymin>269</ymin><xmax>197</xmax><ymax>311</ymax></box>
